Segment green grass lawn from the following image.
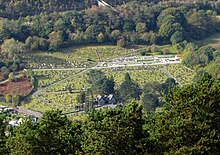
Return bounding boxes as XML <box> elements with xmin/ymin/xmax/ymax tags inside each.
<box><xmin>21</xmin><ymin>44</ymin><xmax>180</xmax><ymax>69</ymax></box>
<box><xmin>22</xmin><ymin>92</ymin><xmax>79</xmax><ymax>113</ymax></box>
<box><xmin>34</xmin><ymin>70</ymin><xmax>81</xmax><ymax>88</ymax></box>
<box><xmin>22</xmin><ymin>63</ymin><xmax>195</xmax><ymax>113</ymax></box>
<box><xmin>21</xmin><ymin>45</ymin><xmax>135</xmax><ymax>69</ymax></box>
<box><xmin>134</xmin><ymin>44</ymin><xmax>179</xmax><ymax>56</ymax></box>
<box><xmin>193</xmin><ymin>32</ymin><xmax>220</xmax><ymax>50</ymax></box>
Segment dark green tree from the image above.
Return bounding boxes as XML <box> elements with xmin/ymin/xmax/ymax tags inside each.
<box><xmin>147</xmin><ymin>73</ymin><xmax>220</xmax><ymax>154</ymax></box>
<box><xmin>0</xmin><ymin>114</ymin><xmax>8</xmax><ymax>154</ymax></box>
<box><xmin>119</xmin><ymin>73</ymin><xmax>141</xmax><ymax>102</ymax></box>
<box><xmin>76</xmin><ymin>91</ymin><xmax>86</xmax><ymax>105</ymax></box>
<box><xmin>7</xmin><ymin>110</ymin><xmax>82</xmax><ymax>155</ymax></box>
<box><xmin>81</xmin><ymin>102</ymin><xmax>148</xmax><ymax>155</ymax></box>
<box><xmin>170</xmin><ymin>31</ymin><xmax>184</xmax><ymax>45</ymax></box>
<box><xmin>141</xmin><ymin>93</ymin><xmax>159</xmax><ymax>114</ymax></box>
<box><xmin>88</xmin><ymin>70</ymin><xmax>114</xmax><ymax>95</ymax></box>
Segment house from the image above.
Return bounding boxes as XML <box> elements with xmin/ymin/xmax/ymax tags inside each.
<box><xmin>96</xmin><ymin>95</ymin><xmax>109</xmax><ymax>105</ymax></box>
<box><xmin>108</xmin><ymin>94</ymin><xmax>116</xmax><ymax>104</ymax></box>
<box><xmin>96</xmin><ymin>94</ymin><xmax>117</xmax><ymax>105</ymax></box>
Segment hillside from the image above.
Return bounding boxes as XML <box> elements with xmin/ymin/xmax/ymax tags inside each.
<box><xmin>0</xmin><ymin>0</ymin><xmax>148</xmax><ymax>18</ymax></box>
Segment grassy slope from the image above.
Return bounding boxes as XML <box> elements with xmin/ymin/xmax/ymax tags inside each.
<box><xmin>193</xmin><ymin>32</ymin><xmax>220</xmax><ymax>50</ymax></box>
<box><xmin>20</xmin><ymin>45</ymin><xmax>193</xmax><ymax>114</ymax></box>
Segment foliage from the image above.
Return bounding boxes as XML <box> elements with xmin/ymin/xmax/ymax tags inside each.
<box><xmin>1</xmin><ymin>39</ymin><xmax>25</xmax><ymax>60</ymax></box>
<box><xmin>81</xmin><ymin>102</ymin><xmax>149</xmax><ymax>155</ymax></box>
<box><xmin>7</xmin><ymin>110</ymin><xmax>82</xmax><ymax>155</ymax></box>
<box><xmin>170</xmin><ymin>31</ymin><xmax>184</xmax><ymax>45</ymax></box>
<box><xmin>0</xmin><ymin>114</ymin><xmax>8</xmax><ymax>154</ymax></box>
<box><xmin>48</xmin><ymin>31</ymin><xmax>63</xmax><ymax>50</ymax></box>
<box><xmin>119</xmin><ymin>73</ymin><xmax>141</xmax><ymax>102</ymax></box>
<box><xmin>147</xmin><ymin>73</ymin><xmax>220</xmax><ymax>154</ymax></box>
<box><xmin>183</xmin><ymin>45</ymin><xmax>215</xmax><ymax>68</ymax></box>
<box><xmin>76</xmin><ymin>91</ymin><xmax>86</xmax><ymax>105</ymax></box>
<box><xmin>88</xmin><ymin>70</ymin><xmax>114</xmax><ymax>95</ymax></box>
<box><xmin>8</xmin><ymin>72</ymin><xmax>14</xmax><ymax>82</ymax></box>
<box><xmin>0</xmin><ymin>1</ymin><xmax>219</xmax><ymax>51</ymax></box>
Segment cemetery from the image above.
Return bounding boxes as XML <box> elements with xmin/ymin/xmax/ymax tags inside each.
<box><xmin>21</xmin><ymin>45</ymin><xmax>134</xmax><ymax>69</ymax></box>
<box><xmin>8</xmin><ymin>45</ymin><xmax>195</xmax><ymax>115</ymax></box>
<box><xmin>20</xmin><ymin>63</ymin><xmax>195</xmax><ymax>114</ymax></box>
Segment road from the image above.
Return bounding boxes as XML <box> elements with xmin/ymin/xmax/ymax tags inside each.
<box><xmin>16</xmin><ymin>107</ymin><xmax>43</xmax><ymax>118</ymax></box>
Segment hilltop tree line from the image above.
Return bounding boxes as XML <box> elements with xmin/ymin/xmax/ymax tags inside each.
<box><xmin>0</xmin><ymin>73</ymin><xmax>219</xmax><ymax>155</ymax></box>
<box><xmin>0</xmin><ymin>1</ymin><xmax>220</xmax><ymax>51</ymax></box>
<box><xmin>1</xmin><ymin>0</ymin><xmax>220</xmax><ymax>19</ymax></box>
<box><xmin>0</xmin><ymin>0</ymin><xmax>128</xmax><ymax>19</ymax></box>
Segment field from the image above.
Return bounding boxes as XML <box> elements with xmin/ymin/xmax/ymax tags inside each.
<box><xmin>34</xmin><ymin>69</ymin><xmax>81</xmax><ymax>88</ymax></box>
<box><xmin>20</xmin><ymin>45</ymin><xmax>180</xmax><ymax>69</ymax></box>
<box><xmin>22</xmin><ymin>92</ymin><xmax>78</xmax><ymax>113</ymax></box>
<box><xmin>17</xmin><ymin>45</ymin><xmax>195</xmax><ymax>114</ymax></box>
<box><xmin>104</xmin><ymin>65</ymin><xmax>168</xmax><ymax>88</ymax></box>
<box><xmin>0</xmin><ymin>77</ymin><xmax>33</xmax><ymax>96</ymax></box>
<box><xmin>164</xmin><ymin>64</ymin><xmax>195</xmax><ymax>85</ymax></box>
<box><xmin>134</xmin><ymin>44</ymin><xmax>179</xmax><ymax>56</ymax></box>
<box><xmin>21</xmin><ymin>45</ymin><xmax>134</xmax><ymax>69</ymax></box>
<box><xmin>193</xmin><ymin>32</ymin><xmax>220</xmax><ymax>50</ymax></box>
<box><xmin>20</xmin><ymin>63</ymin><xmax>195</xmax><ymax>114</ymax></box>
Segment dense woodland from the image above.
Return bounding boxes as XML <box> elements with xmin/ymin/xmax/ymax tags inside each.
<box><xmin>0</xmin><ymin>0</ymin><xmax>219</xmax><ymax>76</ymax></box>
<box><xmin>1</xmin><ymin>0</ymin><xmax>220</xmax><ymax>48</ymax></box>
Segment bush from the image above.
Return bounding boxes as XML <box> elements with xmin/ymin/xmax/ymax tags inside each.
<box><xmin>139</xmin><ymin>50</ymin><xmax>146</xmax><ymax>56</ymax></box>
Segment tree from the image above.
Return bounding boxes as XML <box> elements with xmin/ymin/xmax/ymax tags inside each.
<box><xmin>170</xmin><ymin>31</ymin><xmax>184</xmax><ymax>45</ymax></box>
<box><xmin>8</xmin><ymin>72</ymin><xmax>14</xmax><ymax>82</ymax></box>
<box><xmin>117</xmin><ymin>37</ymin><xmax>126</xmax><ymax>48</ymax></box>
<box><xmin>84</xmin><ymin>25</ymin><xmax>97</xmax><ymax>43</ymax></box>
<box><xmin>6</xmin><ymin>119</ymin><xmax>40</xmax><ymax>155</ymax></box>
<box><xmin>37</xmin><ymin>110</ymin><xmax>81</xmax><ymax>154</ymax></box>
<box><xmin>198</xmin><ymin>46</ymin><xmax>215</xmax><ymax>66</ymax></box>
<box><xmin>76</xmin><ymin>91</ymin><xmax>86</xmax><ymax>105</ymax></box>
<box><xmin>161</xmin><ymin>78</ymin><xmax>177</xmax><ymax>95</ymax></box>
<box><xmin>147</xmin><ymin>73</ymin><xmax>220</xmax><ymax>154</ymax></box>
<box><xmin>159</xmin><ymin>22</ymin><xmax>183</xmax><ymax>42</ymax></box>
<box><xmin>48</xmin><ymin>31</ymin><xmax>63</xmax><ymax>50</ymax></box>
<box><xmin>187</xmin><ymin>11</ymin><xmax>214</xmax><ymax>39</ymax></box>
<box><xmin>213</xmin><ymin>51</ymin><xmax>220</xmax><ymax>59</ymax></box>
<box><xmin>119</xmin><ymin>73</ymin><xmax>141</xmax><ymax>102</ymax></box>
<box><xmin>81</xmin><ymin>103</ymin><xmax>148</xmax><ymax>155</ymax></box>
<box><xmin>141</xmin><ymin>93</ymin><xmax>159</xmax><ymax>114</ymax></box>
<box><xmin>109</xmin><ymin>30</ymin><xmax>120</xmax><ymax>43</ymax></box>
<box><xmin>157</xmin><ymin>7</ymin><xmax>185</xmax><ymax>27</ymax></box>
<box><xmin>0</xmin><ymin>114</ymin><xmax>8</xmax><ymax>154</ymax></box>
<box><xmin>205</xmin><ymin>58</ymin><xmax>220</xmax><ymax>79</ymax></box>
<box><xmin>1</xmin><ymin>38</ymin><xmax>25</xmax><ymax>58</ymax></box>
<box><xmin>136</xmin><ymin>22</ymin><xmax>147</xmax><ymax>33</ymax></box>
<box><xmin>123</xmin><ymin>21</ymin><xmax>135</xmax><ymax>31</ymax></box>
<box><xmin>7</xmin><ymin>110</ymin><xmax>82</xmax><ymax>155</ymax></box>
<box><xmin>97</xmin><ymin>32</ymin><xmax>105</xmax><ymax>43</ymax></box>
<box><xmin>88</xmin><ymin>70</ymin><xmax>114</xmax><ymax>95</ymax></box>
<box><xmin>12</xmin><ymin>95</ymin><xmax>19</xmax><ymax>106</ymax></box>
